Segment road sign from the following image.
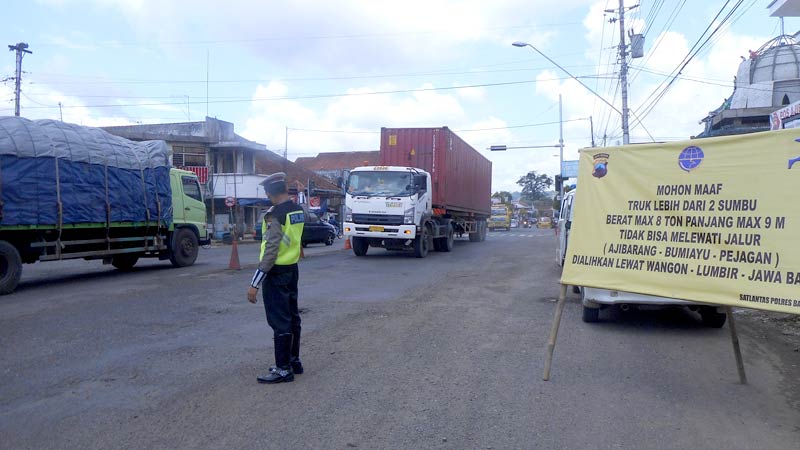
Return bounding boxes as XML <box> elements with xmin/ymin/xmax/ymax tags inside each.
<box><xmin>561</xmin><ymin>160</ymin><xmax>579</xmax><ymax>178</ymax></box>
<box><xmin>225</xmin><ymin>196</ymin><xmax>236</xmax><ymax>207</ymax></box>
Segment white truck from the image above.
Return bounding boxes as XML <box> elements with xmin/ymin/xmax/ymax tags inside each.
<box><xmin>343</xmin><ymin>127</ymin><xmax>491</xmax><ymax>257</ymax></box>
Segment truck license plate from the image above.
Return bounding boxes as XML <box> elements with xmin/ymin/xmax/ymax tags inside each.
<box><xmin>369</xmin><ymin>226</ymin><xmax>385</xmax><ymax>232</ymax></box>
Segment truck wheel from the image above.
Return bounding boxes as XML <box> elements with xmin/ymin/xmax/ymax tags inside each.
<box><xmin>441</xmin><ymin>227</ymin><xmax>454</xmax><ymax>252</ymax></box>
<box><xmin>582</xmin><ymin>306</ymin><xmax>600</xmax><ymax>323</ymax></box>
<box><xmin>352</xmin><ymin>237</ymin><xmax>369</xmax><ymax>256</ymax></box>
<box><xmin>479</xmin><ymin>220</ymin><xmax>487</xmax><ymax>241</ymax></box>
<box><xmin>169</xmin><ymin>228</ymin><xmax>199</xmax><ymax>267</ymax></box>
<box><xmin>414</xmin><ymin>229</ymin><xmax>429</xmax><ymax>258</ymax></box>
<box><xmin>700</xmin><ymin>307</ymin><xmax>727</xmax><ymax>328</ymax></box>
<box><xmin>112</xmin><ymin>254</ymin><xmax>139</xmax><ymax>271</ymax></box>
<box><xmin>469</xmin><ymin>223</ymin><xmax>480</xmax><ymax>242</ymax></box>
<box><xmin>0</xmin><ymin>240</ymin><xmax>22</xmax><ymax>295</ymax></box>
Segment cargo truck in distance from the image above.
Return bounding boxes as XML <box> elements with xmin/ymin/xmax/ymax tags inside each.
<box><xmin>0</xmin><ymin>117</ymin><xmax>209</xmax><ymax>295</ymax></box>
<box><xmin>343</xmin><ymin>127</ymin><xmax>491</xmax><ymax>257</ymax></box>
<box><xmin>488</xmin><ymin>203</ymin><xmax>511</xmax><ymax>231</ymax></box>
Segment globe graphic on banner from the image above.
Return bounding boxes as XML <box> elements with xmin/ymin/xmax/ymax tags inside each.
<box><xmin>678</xmin><ymin>146</ymin><xmax>704</xmax><ymax>172</ymax></box>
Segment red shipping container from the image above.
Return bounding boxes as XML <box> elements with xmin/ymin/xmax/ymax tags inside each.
<box><xmin>380</xmin><ymin>127</ymin><xmax>491</xmax><ymax>216</ymax></box>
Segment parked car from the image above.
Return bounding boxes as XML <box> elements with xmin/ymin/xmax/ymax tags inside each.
<box><xmin>557</xmin><ymin>189</ymin><xmax>726</xmax><ymax>327</ymax></box>
<box><xmin>254</xmin><ymin>209</ymin><xmax>335</xmax><ymax>247</ymax></box>
<box><xmin>510</xmin><ymin>219</ymin><xmax>519</xmax><ymax>228</ymax></box>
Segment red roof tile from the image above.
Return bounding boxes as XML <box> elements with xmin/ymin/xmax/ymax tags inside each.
<box><xmin>255</xmin><ymin>151</ymin><xmax>339</xmax><ymax>192</ymax></box>
<box><xmin>294</xmin><ymin>151</ymin><xmax>380</xmax><ymax>171</ymax></box>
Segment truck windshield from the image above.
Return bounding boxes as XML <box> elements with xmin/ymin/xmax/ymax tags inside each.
<box><xmin>491</xmin><ymin>208</ymin><xmax>507</xmax><ymax>216</ymax></box>
<box><xmin>347</xmin><ymin>171</ymin><xmax>414</xmax><ymax>197</ymax></box>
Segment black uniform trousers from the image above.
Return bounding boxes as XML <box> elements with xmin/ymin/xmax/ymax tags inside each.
<box><xmin>262</xmin><ymin>266</ymin><xmax>301</xmax><ymax>369</ymax></box>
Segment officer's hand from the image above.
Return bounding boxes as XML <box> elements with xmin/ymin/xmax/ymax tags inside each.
<box><xmin>247</xmin><ymin>287</ymin><xmax>258</xmax><ymax>304</ymax></box>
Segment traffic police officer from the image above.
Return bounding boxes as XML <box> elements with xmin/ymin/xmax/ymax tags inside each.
<box><xmin>247</xmin><ymin>172</ymin><xmax>305</xmax><ymax>384</ymax></box>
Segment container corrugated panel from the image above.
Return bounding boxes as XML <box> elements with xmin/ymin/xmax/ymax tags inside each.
<box><xmin>380</xmin><ymin>127</ymin><xmax>491</xmax><ymax>216</ymax></box>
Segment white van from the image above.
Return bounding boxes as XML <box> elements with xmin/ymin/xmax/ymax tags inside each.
<box><xmin>557</xmin><ymin>189</ymin><xmax>727</xmax><ymax>327</ymax></box>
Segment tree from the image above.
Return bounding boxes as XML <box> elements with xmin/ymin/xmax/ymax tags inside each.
<box><xmin>516</xmin><ymin>171</ymin><xmax>553</xmax><ymax>202</ymax></box>
<box><xmin>492</xmin><ymin>191</ymin><xmax>513</xmax><ymax>204</ymax></box>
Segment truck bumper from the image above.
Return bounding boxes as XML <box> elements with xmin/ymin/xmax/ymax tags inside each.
<box><xmin>582</xmin><ymin>287</ymin><xmax>716</xmax><ymax>308</ymax></box>
<box><xmin>343</xmin><ymin>222</ymin><xmax>417</xmax><ymax>240</ymax></box>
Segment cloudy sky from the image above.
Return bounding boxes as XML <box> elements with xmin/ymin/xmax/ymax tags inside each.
<box><xmin>2</xmin><ymin>0</ymin><xmax>794</xmax><ymax>192</ymax></box>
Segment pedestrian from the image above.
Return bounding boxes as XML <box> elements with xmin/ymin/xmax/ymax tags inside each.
<box><xmin>247</xmin><ymin>172</ymin><xmax>306</xmax><ymax>384</ymax></box>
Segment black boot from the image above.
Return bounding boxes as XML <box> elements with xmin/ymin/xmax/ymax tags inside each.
<box><xmin>290</xmin><ymin>329</ymin><xmax>303</xmax><ymax>374</ymax></box>
<box><xmin>258</xmin><ymin>334</ymin><xmax>294</xmax><ymax>384</ymax></box>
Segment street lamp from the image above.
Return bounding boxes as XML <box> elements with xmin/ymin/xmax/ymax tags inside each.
<box><xmin>511</xmin><ymin>41</ymin><xmax>622</xmax><ymax>117</ymax></box>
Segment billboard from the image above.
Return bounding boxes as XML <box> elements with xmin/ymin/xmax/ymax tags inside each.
<box><xmin>560</xmin><ymin>129</ymin><xmax>800</xmax><ymax>314</ymax></box>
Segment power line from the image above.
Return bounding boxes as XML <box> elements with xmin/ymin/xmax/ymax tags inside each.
<box><xmin>632</xmin><ymin>1</ymin><xmax>742</xmax><ymax>128</ymax></box>
<box><xmin>30</xmin><ymin>63</ymin><xmax>612</xmax><ymax>86</ymax></box>
<box><xmin>284</xmin><ymin>118</ymin><xmax>590</xmax><ymax>136</ymax></box>
<box><xmin>1</xmin><ymin>76</ymin><xmax>610</xmax><ymax>112</ymax></box>
<box><xmin>35</xmin><ymin>22</ymin><xmax>584</xmax><ymax>49</ymax></box>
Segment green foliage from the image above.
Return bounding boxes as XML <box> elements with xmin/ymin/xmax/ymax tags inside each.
<box><xmin>491</xmin><ymin>191</ymin><xmax>513</xmax><ymax>204</ymax></box>
<box><xmin>516</xmin><ymin>171</ymin><xmax>553</xmax><ymax>202</ymax></box>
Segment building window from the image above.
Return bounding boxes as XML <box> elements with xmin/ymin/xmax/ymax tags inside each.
<box><xmin>243</xmin><ymin>151</ymin><xmax>254</xmax><ymax>174</ymax></box>
<box><xmin>173</xmin><ymin>145</ymin><xmax>206</xmax><ymax>166</ymax></box>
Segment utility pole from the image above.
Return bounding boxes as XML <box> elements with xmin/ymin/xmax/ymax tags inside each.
<box><xmin>589</xmin><ymin>116</ymin><xmax>596</xmax><ymax>147</ymax></box>
<box><xmin>617</xmin><ymin>0</ymin><xmax>630</xmax><ymax>145</ymax></box>
<box><xmin>606</xmin><ymin>2</ymin><xmax>636</xmax><ymax>144</ymax></box>
<box><xmin>558</xmin><ymin>94</ymin><xmax>564</xmax><ymax>202</ymax></box>
<box><xmin>7</xmin><ymin>42</ymin><xmax>32</xmax><ymax>117</ymax></box>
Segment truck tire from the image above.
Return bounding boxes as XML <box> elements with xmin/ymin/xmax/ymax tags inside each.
<box><xmin>700</xmin><ymin>307</ymin><xmax>727</xmax><ymax>328</ymax></box>
<box><xmin>479</xmin><ymin>220</ymin><xmax>487</xmax><ymax>241</ymax></box>
<box><xmin>469</xmin><ymin>224</ymin><xmax>480</xmax><ymax>242</ymax></box>
<box><xmin>441</xmin><ymin>227</ymin><xmax>454</xmax><ymax>252</ymax></box>
<box><xmin>414</xmin><ymin>228</ymin><xmax>429</xmax><ymax>258</ymax></box>
<box><xmin>169</xmin><ymin>228</ymin><xmax>199</xmax><ymax>267</ymax></box>
<box><xmin>582</xmin><ymin>306</ymin><xmax>600</xmax><ymax>323</ymax></box>
<box><xmin>352</xmin><ymin>237</ymin><xmax>369</xmax><ymax>256</ymax></box>
<box><xmin>112</xmin><ymin>254</ymin><xmax>139</xmax><ymax>271</ymax></box>
<box><xmin>0</xmin><ymin>240</ymin><xmax>22</xmax><ymax>295</ymax></box>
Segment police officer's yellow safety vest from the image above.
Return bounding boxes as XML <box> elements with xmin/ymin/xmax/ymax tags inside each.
<box><xmin>260</xmin><ymin>209</ymin><xmax>305</xmax><ymax>265</ymax></box>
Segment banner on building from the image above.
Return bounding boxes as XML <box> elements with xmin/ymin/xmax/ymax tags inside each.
<box><xmin>560</xmin><ymin>129</ymin><xmax>800</xmax><ymax>314</ymax></box>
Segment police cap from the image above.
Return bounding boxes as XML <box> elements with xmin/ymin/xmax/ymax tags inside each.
<box><xmin>260</xmin><ymin>172</ymin><xmax>287</xmax><ymax>187</ymax></box>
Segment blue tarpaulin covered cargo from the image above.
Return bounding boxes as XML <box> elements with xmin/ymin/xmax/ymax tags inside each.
<box><xmin>0</xmin><ymin>117</ymin><xmax>172</xmax><ymax>227</ymax></box>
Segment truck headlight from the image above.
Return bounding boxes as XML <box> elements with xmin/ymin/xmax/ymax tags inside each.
<box><xmin>345</xmin><ymin>206</ymin><xmax>352</xmax><ymax>222</ymax></box>
<box><xmin>403</xmin><ymin>207</ymin><xmax>415</xmax><ymax>224</ymax></box>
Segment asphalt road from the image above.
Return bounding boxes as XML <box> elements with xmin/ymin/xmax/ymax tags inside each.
<box><xmin>1</xmin><ymin>228</ymin><xmax>798</xmax><ymax>449</ymax></box>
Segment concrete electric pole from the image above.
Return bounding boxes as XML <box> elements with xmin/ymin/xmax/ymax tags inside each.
<box><xmin>617</xmin><ymin>0</ymin><xmax>630</xmax><ymax>145</ymax></box>
<box><xmin>7</xmin><ymin>42</ymin><xmax>32</xmax><ymax>117</ymax></box>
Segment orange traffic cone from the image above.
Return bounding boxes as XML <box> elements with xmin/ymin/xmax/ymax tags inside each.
<box><xmin>344</xmin><ymin>237</ymin><xmax>352</xmax><ymax>250</ymax></box>
<box><xmin>229</xmin><ymin>238</ymin><xmax>241</xmax><ymax>270</ymax></box>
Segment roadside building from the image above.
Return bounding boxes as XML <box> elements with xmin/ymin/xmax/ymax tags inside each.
<box><xmin>104</xmin><ymin>117</ymin><xmax>337</xmax><ymax>238</ymax></box>
<box><xmin>294</xmin><ymin>150</ymin><xmax>380</xmax><ymax>220</ymax></box>
<box><xmin>295</xmin><ymin>151</ymin><xmax>380</xmax><ymax>185</ymax></box>
<box><xmin>696</xmin><ymin>32</ymin><xmax>800</xmax><ymax>137</ymax></box>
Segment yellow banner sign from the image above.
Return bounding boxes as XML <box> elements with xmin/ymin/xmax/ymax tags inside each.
<box><xmin>560</xmin><ymin>129</ymin><xmax>800</xmax><ymax>314</ymax></box>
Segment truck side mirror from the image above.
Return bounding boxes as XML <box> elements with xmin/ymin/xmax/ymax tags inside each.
<box><xmin>413</xmin><ymin>175</ymin><xmax>427</xmax><ymax>192</ymax></box>
<box><xmin>565</xmin><ymin>220</ymin><xmax>572</xmax><ymax>230</ymax></box>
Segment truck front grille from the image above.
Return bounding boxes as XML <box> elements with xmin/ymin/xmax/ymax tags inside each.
<box><xmin>352</xmin><ymin>214</ymin><xmax>404</xmax><ymax>226</ymax></box>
